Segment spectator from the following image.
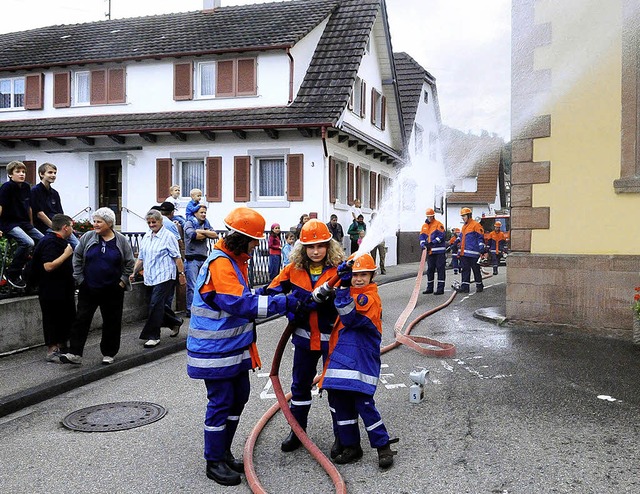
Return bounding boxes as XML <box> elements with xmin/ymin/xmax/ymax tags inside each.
<box><xmin>268</xmin><ymin>223</ymin><xmax>282</xmax><ymax>281</ymax></box>
<box><xmin>326</xmin><ymin>214</ymin><xmax>344</xmax><ymax>244</ymax></box>
<box><xmin>165</xmin><ymin>184</ymin><xmax>186</xmax><ymax>228</ymax></box>
<box><xmin>369</xmin><ymin>212</ymin><xmax>386</xmax><ymax>275</ymax></box>
<box><xmin>30</xmin><ymin>162</ymin><xmax>79</xmax><ymax>249</ymax></box>
<box><xmin>185</xmin><ymin>188</ymin><xmax>204</xmax><ymax>224</ymax></box>
<box><xmin>186</xmin><ymin>207</ymin><xmax>297</xmax><ymax>486</ymax></box>
<box><xmin>457</xmin><ymin>207</ymin><xmax>485</xmax><ymax>293</ymax></box>
<box><xmin>0</xmin><ymin>160</ymin><xmax>44</xmax><ymax>288</ymax></box>
<box><xmin>183</xmin><ymin>204</ymin><xmax>218</xmax><ymax>317</ymax></box>
<box><xmin>60</xmin><ymin>207</ymin><xmax>134</xmax><ymax>365</ymax></box>
<box><xmin>30</xmin><ymin>214</ymin><xmax>76</xmax><ymax>362</ymax></box>
<box><xmin>350</xmin><ymin>198</ymin><xmax>363</xmax><ymax>222</ymax></box>
<box><xmin>294</xmin><ymin>213</ymin><xmax>310</xmax><ymax>240</ymax></box>
<box><xmin>319</xmin><ymin>254</ymin><xmax>398</xmax><ymax>469</ymax></box>
<box><xmin>282</xmin><ymin>232</ymin><xmax>295</xmax><ymax>267</ymax></box>
<box><xmin>131</xmin><ymin>209</ymin><xmax>185</xmax><ymax>348</ymax></box>
<box><xmin>357</xmin><ymin>229</ymin><xmax>366</xmax><ymax>246</ymax></box>
<box><xmin>264</xmin><ymin>219</ymin><xmax>345</xmax><ymax>454</ymax></box>
<box><xmin>347</xmin><ymin>214</ymin><xmax>366</xmax><ymax>255</ymax></box>
<box><xmin>419</xmin><ymin>208</ymin><xmax>446</xmax><ymax>295</ymax></box>
<box><xmin>156</xmin><ymin>202</ymin><xmax>182</xmax><ymax>243</ymax></box>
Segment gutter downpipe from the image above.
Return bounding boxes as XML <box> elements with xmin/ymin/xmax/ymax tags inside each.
<box><xmin>321</xmin><ymin>126</ymin><xmax>328</xmax><ymax>158</ymax></box>
<box><xmin>286</xmin><ymin>48</ymin><xmax>294</xmax><ymax>104</ymax></box>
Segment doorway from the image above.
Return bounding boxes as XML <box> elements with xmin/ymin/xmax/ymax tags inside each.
<box><xmin>98</xmin><ymin>160</ymin><xmax>122</xmax><ymax>225</ymax></box>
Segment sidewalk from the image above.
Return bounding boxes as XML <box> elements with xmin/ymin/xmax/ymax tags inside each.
<box><xmin>0</xmin><ymin>261</ymin><xmax>425</xmax><ymax>418</ymax></box>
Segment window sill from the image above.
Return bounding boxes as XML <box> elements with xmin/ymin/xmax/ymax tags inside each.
<box><xmin>613</xmin><ymin>177</ymin><xmax>640</xmax><ymax>193</ymax></box>
<box><xmin>247</xmin><ymin>200</ymin><xmax>290</xmax><ymax>208</ymax></box>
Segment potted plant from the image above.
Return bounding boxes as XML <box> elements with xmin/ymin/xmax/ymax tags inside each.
<box><xmin>633</xmin><ymin>286</ymin><xmax>640</xmax><ymax>345</ymax></box>
<box><xmin>73</xmin><ymin>219</ymin><xmax>94</xmax><ymax>236</ymax></box>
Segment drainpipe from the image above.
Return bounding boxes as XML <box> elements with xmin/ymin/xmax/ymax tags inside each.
<box><xmin>286</xmin><ymin>48</ymin><xmax>294</xmax><ymax>104</ymax></box>
<box><xmin>321</xmin><ymin>126</ymin><xmax>328</xmax><ymax>157</ymax></box>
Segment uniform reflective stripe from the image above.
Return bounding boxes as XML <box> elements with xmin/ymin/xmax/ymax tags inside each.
<box><xmin>187</xmin><ymin>350</ymin><xmax>250</xmax><ymax>368</ymax></box>
<box><xmin>336</xmin><ymin>301</ymin><xmax>355</xmax><ymax>315</ymax></box>
<box><xmin>365</xmin><ymin>419</ymin><xmax>384</xmax><ymax>431</ymax></box>
<box><xmin>191</xmin><ymin>306</ymin><xmax>229</xmax><ymax>319</ymax></box>
<box><xmin>205</xmin><ymin>424</ymin><xmax>226</xmax><ymax>432</ymax></box>
<box><xmin>293</xmin><ymin>328</ymin><xmax>331</xmax><ymax>341</ymax></box>
<box><xmin>257</xmin><ymin>295</ymin><xmax>269</xmax><ymax>318</ymax></box>
<box><xmin>461</xmin><ymin>282</ymin><xmax>470</xmax><ymax>286</ymax></box>
<box><xmin>431</xmin><ymin>247</ymin><xmax>446</xmax><ymax>253</ymax></box>
<box><xmin>427</xmin><ymin>278</ymin><xmax>434</xmax><ymax>283</ymax></box>
<box><xmin>291</xmin><ymin>399</ymin><xmax>312</xmax><ymax>406</ymax></box>
<box><xmin>323</xmin><ymin>368</ymin><xmax>378</xmax><ymax>385</ymax></box>
<box><xmin>188</xmin><ymin>323</ymin><xmax>253</xmax><ymax>340</ymax></box>
<box><xmin>228</xmin><ymin>415</ymin><xmax>240</xmax><ymax>422</ymax></box>
<box><xmin>337</xmin><ymin>419</ymin><xmax>358</xmax><ymax>426</ymax></box>
<box><xmin>465</xmin><ymin>249</ymin><xmax>481</xmax><ymax>256</ymax></box>
<box><xmin>329</xmin><ymin>406</ymin><xmax>336</xmax><ymax>413</ymax></box>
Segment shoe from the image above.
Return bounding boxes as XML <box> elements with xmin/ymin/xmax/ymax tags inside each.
<box><xmin>476</xmin><ymin>284</ymin><xmax>484</xmax><ymax>293</ymax></box>
<box><xmin>206</xmin><ymin>460</ymin><xmax>241</xmax><ymax>486</ymax></box>
<box><xmin>433</xmin><ymin>291</ymin><xmax>444</xmax><ymax>295</ymax></box>
<box><xmin>170</xmin><ymin>319</ymin><xmax>183</xmax><ymax>337</ymax></box>
<box><xmin>59</xmin><ymin>353</ymin><xmax>82</xmax><ymax>365</ymax></box>
<box><xmin>493</xmin><ymin>269</ymin><xmax>498</xmax><ymax>275</ymax></box>
<box><xmin>45</xmin><ymin>350</ymin><xmax>61</xmax><ymax>363</ymax></box>
<box><xmin>185</xmin><ymin>311</ymin><xmax>191</xmax><ymax>318</ymax></box>
<box><xmin>102</xmin><ymin>356</ymin><xmax>114</xmax><ymax>365</ymax></box>
<box><xmin>330</xmin><ymin>437</ymin><xmax>344</xmax><ymax>460</ymax></box>
<box><xmin>380</xmin><ymin>270</ymin><xmax>386</xmax><ymax>275</ymax></box>
<box><xmin>5</xmin><ymin>274</ymin><xmax>26</xmax><ymax>289</ymax></box>
<box><xmin>225</xmin><ymin>450</ymin><xmax>244</xmax><ymax>473</ymax></box>
<box><xmin>377</xmin><ymin>439</ymin><xmax>399</xmax><ymax>469</ymax></box>
<box><xmin>422</xmin><ymin>289</ymin><xmax>433</xmax><ymax>294</ymax></box>
<box><xmin>144</xmin><ymin>339</ymin><xmax>160</xmax><ymax>348</ymax></box>
<box><xmin>333</xmin><ymin>444</ymin><xmax>363</xmax><ymax>465</ymax></box>
<box><xmin>453</xmin><ymin>270</ymin><xmax>458</xmax><ymax>275</ymax></box>
<box><xmin>281</xmin><ymin>430</ymin><xmax>302</xmax><ymax>452</ymax></box>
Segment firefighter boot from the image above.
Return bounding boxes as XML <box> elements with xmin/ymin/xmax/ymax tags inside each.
<box><xmin>206</xmin><ymin>461</ymin><xmax>241</xmax><ymax>486</ymax></box>
<box><xmin>334</xmin><ymin>444</ymin><xmax>363</xmax><ymax>464</ymax></box>
<box><xmin>281</xmin><ymin>429</ymin><xmax>302</xmax><ymax>452</ymax></box>
<box><xmin>225</xmin><ymin>449</ymin><xmax>244</xmax><ymax>473</ymax></box>
<box><xmin>377</xmin><ymin>438</ymin><xmax>399</xmax><ymax>469</ymax></box>
<box><xmin>330</xmin><ymin>436</ymin><xmax>344</xmax><ymax>459</ymax></box>
<box><xmin>493</xmin><ymin>267</ymin><xmax>498</xmax><ymax>275</ymax></box>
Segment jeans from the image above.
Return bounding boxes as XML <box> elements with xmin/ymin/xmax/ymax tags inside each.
<box><xmin>185</xmin><ymin>258</ymin><xmax>205</xmax><ymax>314</ymax></box>
<box><xmin>6</xmin><ymin>225</ymin><xmax>44</xmax><ymax>277</ymax></box>
<box><xmin>139</xmin><ymin>279</ymin><xmax>182</xmax><ymax>340</ymax></box>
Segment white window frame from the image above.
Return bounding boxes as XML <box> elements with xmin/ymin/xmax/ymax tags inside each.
<box><xmin>74</xmin><ymin>71</ymin><xmax>90</xmax><ymax>106</ymax></box>
<box><xmin>336</xmin><ymin>159</ymin><xmax>348</xmax><ymax>205</ymax></box>
<box><xmin>0</xmin><ymin>76</ymin><xmax>25</xmax><ymax>110</ymax></box>
<box><xmin>414</xmin><ymin>124</ymin><xmax>424</xmax><ymax>155</ymax></box>
<box><xmin>379</xmin><ymin>174</ymin><xmax>390</xmax><ymax>203</ymax></box>
<box><xmin>255</xmin><ymin>155</ymin><xmax>286</xmax><ymax>201</ymax></box>
<box><xmin>360</xmin><ymin>165</ymin><xmax>371</xmax><ymax>210</ymax></box>
<box><xmin>196</xmin><ymin>61</ymin><xmax>216</xmax><ymax>99</ymax></box>
<box><xmin>351</xmin><ymin>77</ymin><xmax>364</xmax><ymax>117</ymax></box>
<box><xmin>178</xmin><ymin>158</ymin><xmax>206</xmax><ymax>197</ymax></box>
<box><xmin>373</xmin><ymin>88</ymin><xmax>383</xmax><ymax>130</ymax></box>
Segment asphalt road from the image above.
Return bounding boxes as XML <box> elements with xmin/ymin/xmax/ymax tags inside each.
<box><xmin>1</xmin><ymin>273</ymin><xmax>639</xmax><ymax>494</ymax></box>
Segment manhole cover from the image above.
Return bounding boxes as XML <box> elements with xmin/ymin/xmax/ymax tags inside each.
<box><xmin>62</xmin><ymin>401</ymin><xmax>166</xmax><ymax>432</ymax></box>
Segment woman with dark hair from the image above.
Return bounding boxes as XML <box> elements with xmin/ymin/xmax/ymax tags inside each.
<box><xmin>60</xmin><ymin>207</ymin><xmax>134</xmax><ymax>366</ymax></box>
<box><xmin>294</xmin><ymin>213</ymin><xmax>309</xmax><ymax>240</ymax></box>
<box><xmin>186</xmin><ymin>207</ymin><xmax>299</xmax><ymax>487</ymax></box>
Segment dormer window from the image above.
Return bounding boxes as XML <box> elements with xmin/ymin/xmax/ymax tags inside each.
<box><xmin>0</xmin><ymin>77</ymin><xmax>24</xmax><ymax>109</ymax></box>
<box><xmin>423</xmin><ymin>89</ymin><xmax>429</xmax><ymax>104</ymax></box>
<box><xmin>349</xmin><ymin>77</ymin><xmax>366</xmax><ymax>118</ymax></box>
<box><xmin>177</xmin><ymin>58</ymin><xmax>257</xmax><ymax>101</ymax></box>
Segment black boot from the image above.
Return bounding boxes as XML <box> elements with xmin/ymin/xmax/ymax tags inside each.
<box><xmin>281</xmin><ymin>429</ymin><xmax>302</xmax><ymax>452</ymax></box>
<box><xmin>422</xmin><ymin>288</ymin><xmax>433</xmax><ymax>294</ymax></box>
<box><xmin>476</xmin><ymin>284</ymin><xmax>484</xmax><ymax>293</ymax></box>
<box><xmin>225</xmin><ymin>449</ymin><xmax>244</xmax><ymax>473</ymax></box>
<box><xmin>333</xmin><ymin>444</ymin><xmax>363</xmax><ymax>464</ymax></box>
<box><xmin>377</xmin><ymin>438</ymin><xmax>399</xmax><ymax>469</ymax></box>
<box><xmin>206</xmin><ymin>461</ymin><xmax>241</xmax><ymax>486</ymax></box>
<box><xmin>330</xmin><ymin>436</ymin><xmax>344</xmax><ymax>460</ymax></box>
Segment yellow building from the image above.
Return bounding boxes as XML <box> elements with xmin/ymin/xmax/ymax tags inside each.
<box><xmin>510</xmin><ymin>0</ymin><xmax>640</xmax><ymax>331</ymax></box>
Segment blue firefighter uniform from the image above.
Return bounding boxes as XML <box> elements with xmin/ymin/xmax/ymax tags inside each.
<box><xmin>459</xmin><ymin>218</ymin><xmax>485</xmax><ymax>292</ymax></box>
<box><xmin>486</xmin><ymin>230</ymin><xmax>507</xmax><ymax>275</ymax></box>
<box><xmin>319</xmin><ymin>282</ymin><xmax>390</xmax><ymax>450</ymax></box>
<box><xmin>419</xmin><ymin>217</ymin><xmax>447</xmax><ymax>294</ymax></box>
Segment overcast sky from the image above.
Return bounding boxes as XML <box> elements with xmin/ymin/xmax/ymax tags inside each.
<box><xmin>3</xmin><ymin>0</ymin><xmax>511</xmax><ymax>139</ymax></box>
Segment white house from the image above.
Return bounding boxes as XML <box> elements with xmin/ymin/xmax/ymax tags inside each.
<box><xmin>0</xmin><ymin>0</ymin><xmax>441</xmax><ymax>266</ymax></box>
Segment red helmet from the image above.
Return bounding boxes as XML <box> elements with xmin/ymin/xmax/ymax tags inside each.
<box><xmin>350</xmin><ymin>253</ymin><xmax>377</xmax><ymax>272</ymax></box>
<box><xmin>460</xmin><ymin>207</ymin><xmax>472</xmax><ymax>216</ymax></box>
<box><xmin>425</xmin><ymin>208</ymin><xmax>435</xmax><ymax>217</ymax></box>
<box><xmin>223</xmin><ymin>207</ymin><xmax>266</xmax><ymax>239</ymax></box>
<box><xmin>299</xmin><ymin>219</ymin><xmax>332</xmax><ymax>245</ymax></box>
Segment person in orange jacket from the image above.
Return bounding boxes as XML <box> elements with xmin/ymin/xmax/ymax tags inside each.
<box><xmin>419</xmin><ymin>208</ymin><xmax>446</xmax><ymax>295</ymax></box>
<box><xmin>486</xmin><ymin>221</ymin><xmax>508</xmax><ymax>275</ymax></box>
<box><xmin>457</xmin><ymin>207</ymin><xmax>485</xmax><ymax>293</ymax></box>
<box><xmin>263</xmin><ymin>219</ymin><xmax>345</xmax><ymax>453</ymax></box>
<box><xmin>448</xmin><ymin>228</ymin><xmax>461</xmax><ymax>275</ymax></box>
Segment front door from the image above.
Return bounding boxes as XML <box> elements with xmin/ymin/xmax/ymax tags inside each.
<box><xmin>98</xmin><ymin>160</ymin><xmax>122</xmax><ymax>226</ymax></box>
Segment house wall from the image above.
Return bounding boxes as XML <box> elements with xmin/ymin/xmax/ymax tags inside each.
<box><xmin>509</xmin><ymin>0</ymin><xmax>640</xmax><ymax>332</ymax></box>
<box><xmin>290</xmin><ymin>17</ymin><xmax>329</xmax><ymax>98</ymax></box>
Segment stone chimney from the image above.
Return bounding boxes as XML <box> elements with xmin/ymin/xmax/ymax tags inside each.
<box><xmin>203</xmin><ymin>0</ymin><xmax>222</xmax><ymax>10</ymax></box>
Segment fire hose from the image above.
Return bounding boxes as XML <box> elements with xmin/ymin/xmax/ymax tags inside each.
<box><xmin>244</xmin><ymin>250</ymin><xmax>491</xmax><ymax>493</ymax></box>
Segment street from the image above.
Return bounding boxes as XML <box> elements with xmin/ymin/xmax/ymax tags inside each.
<box><xmin>1</xmin><ymin>272</ymin><xmax>639</xmax><ymax>493</ymax></box>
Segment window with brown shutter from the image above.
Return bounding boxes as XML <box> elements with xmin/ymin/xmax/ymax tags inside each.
<box><xmin>53</xmin><ymin>72</ymin><xmax>71</xmax><ymax>108</ymax></box>
<box><xmin>329</xmin><ymin>157</ymin><xmax>336</xmax><ymax>203</ymax></box>
<box><xmin>156</xmin><ymin>158</ymin><xmax>173</xmax><ymax>203</ymax></box>
<box><xmin>24</xmin><ymin>74</ymin><xmax>44</xmax><ymax>110</ymax></box>
<box><xmin>287</xmin><ymin>154</ymin><xmax>304</xmax><ymax>201</ymax></box>
<box><xmin>355</xmin><ymin>166</ymin><xmax>362</xmax><ymax>203</ymax></box>
<box><xmin>370</xmin><ymin>171</ymin><xmax>377</xmax><ymax>209</ymax></box>
<box><xmin>90</xmin><ymin>70</ymin><xmax>107</xmax><ymax>105</ymax></box>
<box><xmin>237</xmin><ymin>58</ymin><xmax>256</xmax><ymax>96</ymax></box>
<box><xmin>24</xmin><ymin>160</ymin><xmax>37</xmax><ymax>185</ymax></box>
<box><xmin>360</xmin><ymin>81</ymin><xmax>366</xmax><ymax>118</ymax></box>
<box><xmin>174</xmin><ymin>62</ymin><xmax>193</xmax><ymax>101</ymax></box>
<box><xmin>206</xmin><ymin>157</ymin><xmax>222</xmax><ymax>202</ymax></box>
<box><xmin>216</xmin><ymin>60</ymin><xmax>235</xmax><ymax>97</ymax></box>
<box><xmin>234</xmin><ymin>156</ymin><xmax>250</xmax><ymax>202</ymax></box>
<box><xmin>108</xmin><ymin>68</ymin><xmax>126</xmax><ymax>104</ymax></box>
<box><xmin>347</xmin><ymin>162</ymin><xmax>355</xmax><ymax>205</ymax></box>
<box><xmin>370</xmin><ymin>88</ymin><xmax>377</xmax><ymax>125</ymax></box>
<box><xmin>380</xmin><ymin>95</ymin><xmax>386</xmax><ymax>131</ymax></box>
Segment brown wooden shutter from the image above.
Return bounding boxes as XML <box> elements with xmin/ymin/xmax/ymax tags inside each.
<box><xmin>234</xmin><ymin>156</ymin><xmax>250</xmax><ymax>202</ymax></box>
<box><xmin>206</xmin><ymin>157</ymin><xmax>222</xmax><ymax>202</ymax></box>
<box><xmin>329</xmin><ymin>157</ymin><xmax>336</xmax><ymax>204</ymax></box>
<box><xmin>287</xmin><ymin>154</ymin><xmax>304</xmax><ymax>202</ymax></box>
<box><xmin>107</xmin><ymin>68</ymin><xmax>125</xmax><ymax>104</ymax></box>
<box><xmin>53</xmin><ymin>72</ymin><xmax>71</xmax><ymax>108</ymax></box>
<box><xmin>23</xmin><ymin>160</ymin><xmax>37</xmax><ymax>185</ymax></box>
<box><xmin>90</xmin><ymin>70</ymin><xmax>107</xmax><ymax>105</ymax></box>
<box><xmin>174</xmin><ymin>62</ymin><xmax>193</xmax><ymax>101</ymax></box>
<box><xmin>370</xmin><ymin>171</ymin><xmax>377</xmax><ymax>209</ymax></box>
<box><xmin>360</xmin><ymin>81</ymin><xmax>366</xmax><ymax>118</ymax></box>
<box><xmin>370</xmin><ymin>88</ymin><xmax>377</xmax><ymax>125</ymax></box>
<box><xmin>217</xmin><ymin>60</ymin><xmax>235</xmax><ymax>97</ymax></box>
<box><xmin>347</xmin><ymin>162</ymin><xmax>354</xmax><ymax>205</ymax></box>
<box><xmin>237</xmin><ymin>58</ymin><xmax>256</xmax><ymax>96</ymax></box>
<box><xmin>380</xmin><ymin>95</ymin><xmax>386</xmax><ymax>130</ymax></box>
<box><xmin>24</xmin><ymin>74</ymin><xmax>44</xmax><ymax>110</ymax></box>
<box><xmin>156</xmin><ymin>158</ymin><xmax>172</xmax><ymax>203</ymax></box>
<box><xmin>355</xmin><ymin>166</ymin><xmax>362</xmax><ymax>203</ymax></box>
